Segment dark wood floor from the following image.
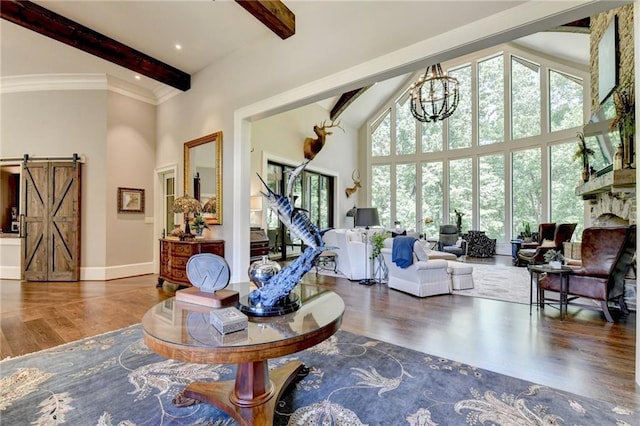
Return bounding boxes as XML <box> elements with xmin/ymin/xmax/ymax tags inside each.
<box><xmin>1</xmin><ymin>255</ymin><xmax>638</xmax><ymax>410</ymax></box>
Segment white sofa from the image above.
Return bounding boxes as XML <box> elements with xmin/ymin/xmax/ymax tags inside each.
<box><xmin>323</xmin><ymin>228</ymin><xmax>382</xmax><ymax>280</ymax></box>
<box><xmin>381</xmin><ymin>238</ymin><xmax>452</xmax><ymax>297</ymax></box>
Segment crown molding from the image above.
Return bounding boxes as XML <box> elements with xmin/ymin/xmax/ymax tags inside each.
<box><xmin>0</xmin><ymin>73</ymin><xmax>107</xmax><ymax>93</ymax></box>
<box><xmin>0</xmin><ymin>73</ymin><xmax>173</xmax><ymax>105</ymax></box>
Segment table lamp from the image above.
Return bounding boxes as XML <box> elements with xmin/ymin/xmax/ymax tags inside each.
<box><xmin>172</xmin><ymin>194</ymin><xmax>202</xmax><ymax>237</ymax></box>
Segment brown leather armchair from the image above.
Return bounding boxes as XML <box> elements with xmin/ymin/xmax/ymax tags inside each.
<box><xmin>540</xmin><ymin>226</ymin><xmax>636</xmax><ymax>322</ymax></box>
<box><xmin>517</xmin><ymin>223</ymin><xmax>576</xmax><ymax>266</ymax></box>
<box><xmin>521</xmin><ymin>222</ymin><xmax>556</xmax><ymax>250</ymax></box>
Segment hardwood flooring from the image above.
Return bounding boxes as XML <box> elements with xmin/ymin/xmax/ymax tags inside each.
<box><xmin>1</xmin><ymin>255</ymin><xmax>638</xmax><ymax>410</ymax></box>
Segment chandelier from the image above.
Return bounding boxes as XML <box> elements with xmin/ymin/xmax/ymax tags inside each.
<box><xmin>409</xmin><ymin>63</ymin><xmax>460</xmax><ymax>123</ymax></box>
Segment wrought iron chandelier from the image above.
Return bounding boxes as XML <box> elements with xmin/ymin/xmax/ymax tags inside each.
<box><xmin>409</xmin><ymin>63</ymin><xmax>460</xmax><ymax>123</ymax></box>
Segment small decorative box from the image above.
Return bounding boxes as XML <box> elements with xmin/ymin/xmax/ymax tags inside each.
<box><xmin>212</xmin><ymin>328</ymin><xmax>248</xmax><ymax>345</ymax></box>
<box><xmin>210</xmin><ymin>307</ymin><xmax>248</xmax><ymax>334</ymax></box>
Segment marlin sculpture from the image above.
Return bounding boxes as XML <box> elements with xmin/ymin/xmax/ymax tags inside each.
<box><xmin>249</xmin><ymin>161</ymin><xmax>329</xmax><ymax>307</ymax></box>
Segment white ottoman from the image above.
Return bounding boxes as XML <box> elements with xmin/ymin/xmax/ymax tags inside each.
<box><xmin>447</xmin><ymin>261</ymin><xmax>474</xmax><ymax>290</ymax></box>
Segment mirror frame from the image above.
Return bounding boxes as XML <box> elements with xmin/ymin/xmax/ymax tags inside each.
<box><xmin>184</xmin><ymin>131</ymin><xmax>223</xmax><ymax>225</ymax></box>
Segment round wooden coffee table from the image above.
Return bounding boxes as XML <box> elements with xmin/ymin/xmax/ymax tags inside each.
<box><xmin>142</xmin><ymin>284</ymin><xmax>344</xmax><ymax>426</ymax></box>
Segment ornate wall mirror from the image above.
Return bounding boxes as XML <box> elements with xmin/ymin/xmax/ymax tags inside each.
<box><xmin>184</xmin><ymin>131</ymin><xmax>222</xmax><ymax>225</ymax></box>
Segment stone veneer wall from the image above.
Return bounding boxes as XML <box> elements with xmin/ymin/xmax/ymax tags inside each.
<box><xmin>587</xmin><ymin>5</ymin><xmax>635</xmax><ymax>228</ymax></box>
<box><xmin>590</xmin><ymin>4</ymin><xmax>634</xmax><ymax>115</ymax></box>
<box><xmin>588</xmin><ymin>6</ymin><xmax>635</xmax><ymax>310</ymax></box>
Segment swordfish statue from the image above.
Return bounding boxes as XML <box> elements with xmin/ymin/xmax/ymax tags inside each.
<box><xmin>248</xmin><ymin>160</ymin><xmax>329</xmax><ymax>307</ymax></box>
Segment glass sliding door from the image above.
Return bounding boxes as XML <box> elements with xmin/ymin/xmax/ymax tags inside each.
<box><xmin>266</xmin><ymin>161</ymin><xmax>334</xmax><ymax>260</ymax></box>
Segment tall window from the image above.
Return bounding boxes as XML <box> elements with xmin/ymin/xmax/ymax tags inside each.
<box><xmin>372</xmin><ymin>110</ymin><xmax>391</xmax><ymax>157</ymax></box>
<box><xmin>449</xmin><ymin>158</ymin><xmax>472</xmax><ymax>233</ymax></box>
<box><xmin>478</xmin><ymin>55</ymin><xmax>504</xmax><ymax>145</ymax></box>
<box><xmin>512</xmin><ymin>148</ymin><xmax>542</xmax><ymax>236</ymax></box>
<box><xmin>396</xmin><ymin>96</ymin><xmax>416</xmax><ymax>155</ymax></box>
<box><xmin>511</xmin><ymin>56</ymin><xmax>541</xmax><ymax>140</ymax></box>
<box><xmin>368</xmin><ymin>44</ymin><xmax>586</xmax><ymax>243</ymax></box>
<box><xmin>396</xmin><ymin>163</ymin><xmax>417</xmax><ymax>230</ymax></box>
<box><xmin>549</xmin><ymin>70</ymin><xmax>584</xmax><ymax>132</ymax></box>
<box><xmin>479</xmin><ymin>154</ymin><xmax>505</xmax><ymax>239</ymax></box>
<box><xmin>550</xmin><ymin>143</ymin><xmax>584</xmax><ymax>237</ymax></box>
<box><xmin>371</xmin><ymin>165</ymin><xmax>391</xmax><ymax>228</ymax></box>
<box><xmin>421</xmin><ymin>161</ymin><xmax>443</xmax><ymax>237</ymax></box>
<box><xmin>448</xmin><ymin>65</ymin><xmax>472</xmax><ymax>149</ymax></box>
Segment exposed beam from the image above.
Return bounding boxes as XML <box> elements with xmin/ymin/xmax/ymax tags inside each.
<box><xmin>235</xmin><ymin>0</ymin><xmax>295</xmax><ymax>40</ymax></box>
<box><xmin>0</xmin><ymin>0</ymin><xmax>191</xmax><ymax>91</ymax></box>
<box><xmin>330</xmin><ymin>87</ymin><xmax>371</xmax><ymax>122</ymax></box>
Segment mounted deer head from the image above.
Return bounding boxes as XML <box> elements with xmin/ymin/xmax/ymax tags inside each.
<box><xmin>303</xmin><ymin>119</ymin><xmax>344</xmax><ymax>160</ymax></box>
<box><xmin>345</xmin><ymin>170</ymin><xmax>361</xmax><ymax>198</ymax></box>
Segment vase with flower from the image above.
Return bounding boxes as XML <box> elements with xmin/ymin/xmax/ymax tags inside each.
<box><xmin>191</xmin><ymin>215</ymin><xmax>209</xmax><ymax>238</ymax></box>
<box><xmin>543</xmin><ymin>249</ymin><xmax>565</xmax><ymax>269</ymax></box>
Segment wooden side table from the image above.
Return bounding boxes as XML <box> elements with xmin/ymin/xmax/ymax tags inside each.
<box><xmin>528</xmin><ymin>264</ymin><xmax>573</xmax><ymax>320</ymax></box>
<box><xmin>158</xmin><ymin>238</ymin><xmax>225</xmax><ymax>287</ymax></box>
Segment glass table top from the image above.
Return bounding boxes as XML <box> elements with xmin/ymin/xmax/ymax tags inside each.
<box><xmin>142</xmin><ymin>283</ymin><xmax>344</xmax><ymax>350</ymax></box>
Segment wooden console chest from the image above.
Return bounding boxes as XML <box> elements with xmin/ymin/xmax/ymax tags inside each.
<box><xmin>157</xmin><ymin>238</ymin><xmax>225</xmax><ymax>287</ymax></box>
<box><xmin>250</xmin><ymin>228</ymin><xmax>269</xmax><ymax>263</ymax></box>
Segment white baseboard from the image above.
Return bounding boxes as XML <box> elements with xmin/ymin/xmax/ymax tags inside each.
<box><xmin>0</xmin><ymin>266</ymin><xmax>21</xmax><ymax>279</ymax></box>
<box><xmin>81</xmin><ymin>262</ymin><xmax>155</xmax><ymax>281</ymax></box>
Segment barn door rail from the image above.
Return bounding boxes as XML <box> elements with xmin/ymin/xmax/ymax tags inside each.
<box><xmin>1</xmin><ymin>153</ymin><xmax>81</xmax><ymax>165</ymax></box>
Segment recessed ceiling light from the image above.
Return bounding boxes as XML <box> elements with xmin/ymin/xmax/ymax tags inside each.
<box><xmin>134</xmin><ymin>75</ymin><xmax>141</xmax><ymax>80</ymax></box>
<box><xmin>175</xmin><ymin>44</ymin><xmax>182</xmax><ymax>50</ymax></box>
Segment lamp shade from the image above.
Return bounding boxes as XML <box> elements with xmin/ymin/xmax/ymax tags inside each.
<box><xmin>250</xmin><ymin>195</ymin><xmax>263</xmax><ymax>211</ymax></box>
<box><xmin>355</xmin><ymin>208</ymin><xmax>380</xmax><ymax>227</ymax></box>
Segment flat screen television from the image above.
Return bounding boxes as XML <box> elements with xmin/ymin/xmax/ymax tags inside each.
<box><xmin>582</xmin><ymin>93</ymin><xmax>620</xmax><ymax>175</ymax></box>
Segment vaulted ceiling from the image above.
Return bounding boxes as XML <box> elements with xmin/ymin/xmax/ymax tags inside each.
<box><xmin>1</xmin><ymin>1</ymin><xmax>599</xmax><ymax>128</ymax></box>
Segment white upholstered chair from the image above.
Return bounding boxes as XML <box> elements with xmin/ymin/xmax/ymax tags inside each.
<box><xmin>322</xmin><ymin>229</ymin><xmax>369</xmax><ymax>280</ymax></box>
<box><xmin>380</xmin><ymin>238</ymin><xmax>451</xmax><ymax>297</ymax></box>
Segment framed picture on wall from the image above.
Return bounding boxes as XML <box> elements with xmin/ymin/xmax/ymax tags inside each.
<box><xmin>598</xmin><ymin>16</ymin><xmax>618</xmax><ymax>104</ymax></box>
<box><xmin>117</xmin><ymin>187</ymin><xmax>145</xmax><ymax>213</ymax></box>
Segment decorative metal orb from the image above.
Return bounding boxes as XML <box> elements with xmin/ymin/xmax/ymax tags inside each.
<box><xmin>248</xmin><ymin>255</ymin><xmax>281</xmax><ymax>288</ymax></box>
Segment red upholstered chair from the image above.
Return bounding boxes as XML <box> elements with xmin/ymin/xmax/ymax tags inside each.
<box><xmin>540</xmin><ymin>226</ymin><xmax>636</xmax><ymax>322</ymax></box>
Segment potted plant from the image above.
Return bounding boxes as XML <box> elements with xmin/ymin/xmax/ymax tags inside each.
<box><xmin>610</xmin><ymin>83</ymin><xmax>635</xmax><ymax>168</ymax></box>
<box><xmin>573</xmin><ymin>132</ymin><xmax>594</xmax><ymax>182</ymax></box>
<box><xmin>191</xmin><ymin>215</ymin><xmax>209</xmax><ymax>237</ymax></box>
<box><xmin>543</xmin><ymin>249</ymin><xmax>565</xmax><ymax>269</ymax></box>
<box><xmin>370</xmin><ymin>231</ymin><xmax>389</xmax><ymax>260</ymax></box>
<box><xmin>521</xmin><ymin>222</ymin><xmax>532</xmax><ymax>243</ymax></box>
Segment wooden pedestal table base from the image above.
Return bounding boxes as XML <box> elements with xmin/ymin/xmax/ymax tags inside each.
<box><xmin>176</xmin><ymin>360</ymin><xmax>303</xmax><ymax>426</ymax></box>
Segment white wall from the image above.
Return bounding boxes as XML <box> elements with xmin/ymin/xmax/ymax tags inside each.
<box><xmin>250</xmin><ymin>103</ymin><xmax>358</xmax><ymax>230</ymax></box>
<box><xmin>105</xmin><ymin>91</ymin><xmax>157</xmax><ymax>278</ymax></box>
<box><xmin>0</xmin><ymin>85</ymin><xmax>158</xmax><ymax>280</ymax></box>
<box><xmin>0</xmin><ymin>89</ymin><xmax>108</xmax><ymax>277</ymax></box>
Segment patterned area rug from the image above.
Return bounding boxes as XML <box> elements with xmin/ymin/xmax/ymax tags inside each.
<box><xmin>1</xmin><ymin>324</ymin><xmax>636</xmax><ymax>425</ymax></box>
<box><xmin>454</xmin><ymin>262</ymin><xmax>532</xmax><ymax>305</ymax></box>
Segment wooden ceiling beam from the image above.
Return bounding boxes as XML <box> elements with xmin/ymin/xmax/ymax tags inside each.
<box><xmin>0</xmin><ymin>0</ymin><xmax>191</xmax><ymax>91</ymax></box>
<box><xmin>330</xmin><ymin>87</ymin><xmax>371</xmax><ymax>122</ymax></box>
<box><xmin>235</xmin><ymin>0</ymin><xmax>295</xmax><ymax>40</ymax></box>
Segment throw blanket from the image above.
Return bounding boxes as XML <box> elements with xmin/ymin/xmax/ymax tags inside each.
<box><xmin>392</xmin><ymin>236</ymin><xmax>416</xmax><ymax>268</ymax></box>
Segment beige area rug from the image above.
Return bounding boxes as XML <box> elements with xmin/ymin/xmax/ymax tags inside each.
<box><xmin>315</xmin><ymin>262</ymin><xmax>535</xmax><ymax>305</ymax></box>
<box><xmin>455</xmin><ymin>262</ymin><xmax>532</xmax><ymax>305</ymax></box>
